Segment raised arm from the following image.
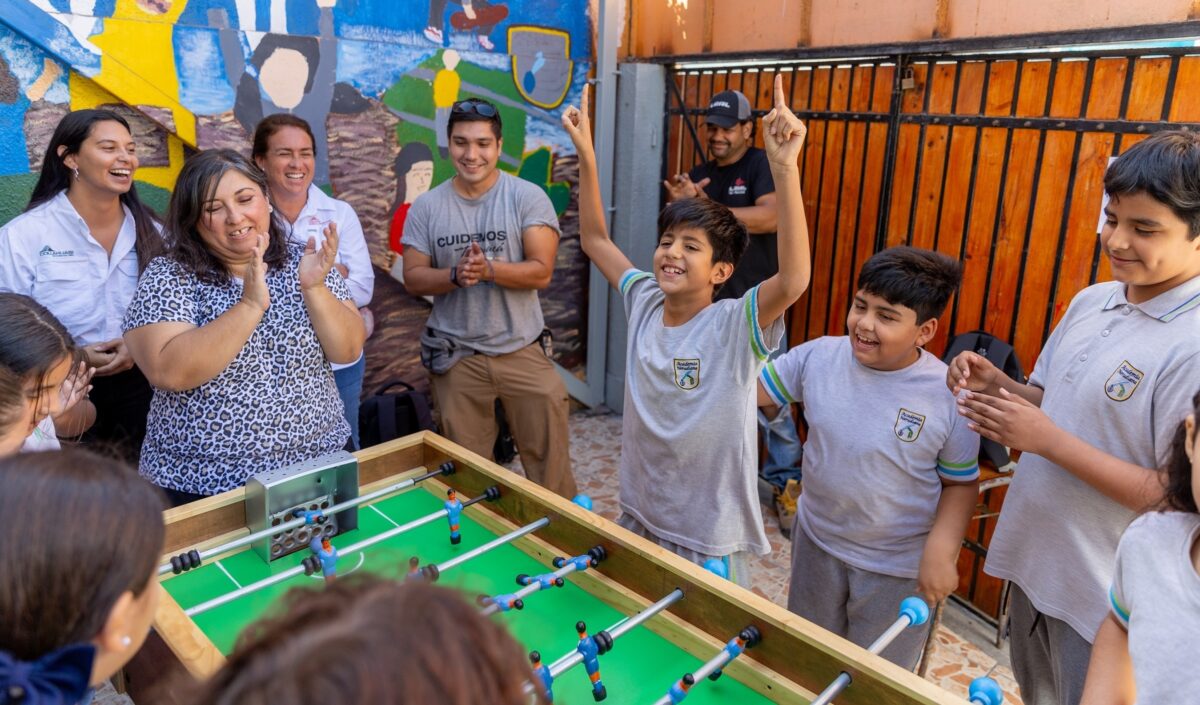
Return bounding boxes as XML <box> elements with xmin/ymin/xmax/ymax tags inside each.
<box><xmin>755</xmin><ymin>74</ymin><xmax>811</xmax><ymax>330</ymax></box>
<box><xmin>562</xmin><ymin>85</ymin><xmax>633</xmax><ymax>289</ymax></box>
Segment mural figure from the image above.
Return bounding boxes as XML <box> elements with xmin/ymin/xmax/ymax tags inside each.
<box><xmin>424</xmin><ymin>0</ymin><xmax>508</xmax><ymax>52</ymax></box>
<box><xmin>386</xmin><ymin>140</ymin><xmax>435</xmax><ymax>300</ymax></box>
<box><xmin>432</xmin><ymin>49</ymin><xmax>460</xmax><ymax>159</ymax></box>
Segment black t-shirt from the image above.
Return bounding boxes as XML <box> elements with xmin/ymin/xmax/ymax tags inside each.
<box><xmin>689</xmin><ymin>147</ymin><xmax>776</xmax><ymax>301</ymax></box>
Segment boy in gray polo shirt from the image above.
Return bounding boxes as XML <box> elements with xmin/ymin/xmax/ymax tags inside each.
<box><xmin>954</xmin><ymin>131</ymin><xmax>1200</xmax><ymax>705</ymax></box>
<box><xmin>758</xmin><ymin>247</ymin><xmax>980</xmax><ymax>668</ymax></box>
<box><xmin>561</xmin><ymin>78</ymin><xmax>812</xmax><ymax>585</ymax></box>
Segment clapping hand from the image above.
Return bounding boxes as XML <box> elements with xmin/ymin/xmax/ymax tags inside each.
<box><xmin>300</xmin><ymin>223</ymin><xmax>340</xmax><ymax>291</ymax></box>
<box><xmin>242</xmin><ymin>232</ymin><xmax>271</xmax><ymax>312</ymax></box>
<box><xmin>662</xmin><ymin>173</ymin><xmax>711</xmax><ymax>202</ymax></box>
<box><xmin>762</xmin><ymin>74</ymin><xmax>807</xmax><ymax>167</ymax></box>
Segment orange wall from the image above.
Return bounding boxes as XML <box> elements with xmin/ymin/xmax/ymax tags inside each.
<box><xmin>626</xmin><ymin>0</ymin><xmax>1197</xmax><ymax>57</ymax></box>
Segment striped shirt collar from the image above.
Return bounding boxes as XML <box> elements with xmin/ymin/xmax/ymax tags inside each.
<box><xmin>1101</xmin><ymin>275</ymin><xmax>1200</xmax><ymax>322</ymax></box>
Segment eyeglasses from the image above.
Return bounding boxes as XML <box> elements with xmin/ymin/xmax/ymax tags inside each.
<box><xmin>451</xmin><ymin>99</ymin><xmax>498</xmax><ymax>117</ymax></box>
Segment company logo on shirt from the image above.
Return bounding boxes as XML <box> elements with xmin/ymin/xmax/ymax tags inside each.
<box><xmin>728</xmin><ymin>177</ymin><xmax>748</xmax><ymax>197</ymax></box>
<box><xmin>894</xmin><ymin>408</ymin><xmax>926</xmax><ymax>442</ymax></box>
<box><xmin>435</xmin><ymin>231</ymin><xmax>509</xmax><ymax>249</ymax></box>
<box><xmin>1105</xmin><ymin>360</ymin><xmax>1144</xmax><ymax>402</ymax></box>
<box><xmin>673</xmin><ymin>358</ymin><xmax>700</xmax><ymax>390</ymax></box>
<box><xmin>38</xmin><ymin>245</ymin><xmax>75</xmax><ymax>258</ymax></box>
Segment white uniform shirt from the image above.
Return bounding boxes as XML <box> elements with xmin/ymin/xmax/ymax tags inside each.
<box><xmin>0</xmin><ymin>191</ymin><xmax>140</xmax><ymax>345</ymax></box>
<box><xmin>286</xmin><ymin>185</ymin><xmax>374</xmax><ymax>371</ymax></box>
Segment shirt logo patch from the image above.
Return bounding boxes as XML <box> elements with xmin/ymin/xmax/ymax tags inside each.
<box><xmin>728</xmin><ymin>177</ymin><xmax>748</xmax><ymax>197</ymax></box>
<box><xmin>673</xmin><ymin>358</ymin><xmax>700</xmax><ymax>390</ymax></box>
<box><xmin>38</xmin><ymin>245</ymin><xmax>75</xmax><ymax>258</ymax></box>
<box><xmin>1105</xmin><ymin>360</ymin><xmax>1145</xmax><ymax>402</ymax></box>
<box><xmin>894</xmin><ymin>408</ymin><xmax>926</xmax><ymax>443</ymax></box>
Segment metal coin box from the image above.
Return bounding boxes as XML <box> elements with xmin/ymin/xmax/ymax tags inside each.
<box><xmin>244</xmin><ymin>451</ymin><xmax>360</xmax><ymax>562</ymax></box>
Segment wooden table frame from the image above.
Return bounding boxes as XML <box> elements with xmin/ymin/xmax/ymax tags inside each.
<box><xmin>144</xmin><ymin>432</ymin><xmax>967</xmax><ymax>705</ymax></box>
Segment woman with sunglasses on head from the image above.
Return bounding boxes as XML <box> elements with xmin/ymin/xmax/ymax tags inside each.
<box><xmin>252</xmin><ymin>114</ymin><xmax>374</xmax><ymax>449</ymax></box>
<box><xmin>0</xmin><ymin>109</ymin><xmax>162</xmax><ymax>463</ymax></box>
<box><xmin>400</xmin><ymin>97</ymin><xmax>578</xmax><ymax>500</ymax></box>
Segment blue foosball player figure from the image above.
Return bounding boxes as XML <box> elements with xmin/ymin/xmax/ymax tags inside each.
<box><xmin>575</xmin><ymin>621</ymin><xmax>607</xmax><ymax>701</ymax></box>
<box><xmin>308</xmin><ymin>537</ymin><xmax>338</xmax><ymax>585</ymax></box>
<box><xmin>530</xmin><ymin>651</ymin><xmax>554</xmax><ymax>702</ymax></box>
<box><xmin>444</xmin><ymin>488</ymin><xmax>464</xmax><ymax>545</ymax></box>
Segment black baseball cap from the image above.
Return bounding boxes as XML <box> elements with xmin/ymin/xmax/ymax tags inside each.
<box><xmin>705</xmin><ymin>90</ymin><xmax>752</xmax><ymax>128</ymax></box>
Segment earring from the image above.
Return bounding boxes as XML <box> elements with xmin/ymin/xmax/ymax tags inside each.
<box><xmin>73</xmin><ymin>167</ymin><xmax>80</xmax><ymax>180</ymax></box>
<box><xmin>268</xmin><ymin>205</ymin><xmax>274</xmax><ymax>213</ymax></box>
<box><xmin>120</xmin><ymin>636</ymin><xmax>132</xmax><ymax>648</ymax></box>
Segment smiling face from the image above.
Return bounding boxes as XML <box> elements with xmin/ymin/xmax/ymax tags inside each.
<box><xmin>61</xmin><ymin>120</ymin><xmax>138</xmax><ymax>198</ymax></box>
<box><xmin>256</xmin><ymin>125</ymin><xmax>315</xmax><ymax>202</ymax></box>
<box><xmin>1101</xmin><ymin>191</ymin><xmax>1200</xmax><ymax>303</ymax></box>
<box><xmin>705</xmin><ymin>121</ymin><xmax>752</xmax><ymax>166</ymax></box>
<box><xmin>653</xmin><ymin>225</ymin><xmax>731</xmax><ymax>297</ymax></box>
<box><xmin>448</xmin><ymin>121</ymin><xmax>501</xmax><ymax>191</ymax></box>
<box><xmin>846</xmin><ymin>290</ymin><xmax>936</xmax><ymax>371</ymax></box>
<box><xmin>405</xmin><ymin>160</ymin><xmax>434</xmax><ymax>204</ymax></box>
<box><xmin>196</xmin><ymin>169</ymin><xmax>273</xmax><ymax>271</ymax></box>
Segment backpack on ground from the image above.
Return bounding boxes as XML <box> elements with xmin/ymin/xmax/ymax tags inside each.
<box><xmin>359</xmin><ymin>379</ymin><xmax>436</xmax><ymax>448</ymax></box>
<box><xmin>942</xmin><ymin>330</ymin><xmax>1027</xmax><ymax>470</ymax></box>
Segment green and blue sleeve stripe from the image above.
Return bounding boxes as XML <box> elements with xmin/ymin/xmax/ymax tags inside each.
<box><xmin>759</xmin><ymin>362</ymin><xmax>796</xmax><ymax>407</ymax></box>
<box><xmin>744</xmin><ymin>285</ymin><xmax>770</xmax><ymax>361</ymax></box>
<box><xmin>1109</xmin><ymin>585</ymin><xmax>1130</xmax><ymax>628</ymax></box>
<box><xmin>936</xmin><ymin>457</ymin><xmax>980</xmax><ymax>480</ymax></box>
<box><xmin>619</xmin><ymin>269</ymin><xmax>652</xmax><ymax>296</ymax></box>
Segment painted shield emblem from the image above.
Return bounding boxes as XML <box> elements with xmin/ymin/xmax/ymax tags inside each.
<box><xmin>894</xmin><ymin>408</ymin><xmax>926</xmax><ymax>443</ymax></box>
<box><xmin>673</xmin><ymin>359</ymin><xmax>700</xmax><ymax>390</ymax></box>
<box><xmin>508</xmin><ymin>25</ymin><xmax>573</xmax><ymax>109</ymax></box>
<box><xmin>1105</xmin><ymin>360</ymin><xmax>1145</xmax><ymax>402</ymax></box>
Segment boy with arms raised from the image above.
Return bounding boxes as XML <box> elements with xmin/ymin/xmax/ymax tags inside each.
<box><xmin>561</xmin><ymin>76</ymin><xmax>810</xmax><ymax>584</ymax></box>
<box><xmin>954</xmin><ymin>131</ymin><xmax>1200</xmax><ymax>705</ymax></box>
<box><xmin>758</xmin><ymin>247</ymin><xmax>980</xmax><ymax>668</ymax></box>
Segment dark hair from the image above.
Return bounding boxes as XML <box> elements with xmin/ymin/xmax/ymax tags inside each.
<box><xmin>27</xmin><ymin>109</ymin><xmax>163</xmax><ymax>273</ymax></box>
<box><xmin>0</xmin><ymin>448</ymin><xmax>164</xmax><ymax>660</ymax></box>
<box><xmin>189</xmin><ymin>576</ymin><xmax>544</xmax><ymax>705</ymax></box>
<box><xmin>447</xmin><ymin>98</ymin><xmax>503</xmax><ymax>141</ymax></box>
<box><xmin>1161</xmin><ymin>389</ymin><xmax>1200</xmax><ymax>513</ymax></box>
<box><xmin>657</xmin><ymin>197</ymin><xmax>748</xmax><ymax>268</ymax></box>
<box><xmin>251</xmin><ymin>113</ymin><xmax>317</xmax><ymax>160</ymax></box>
<box><xmin>0</xmin><ymin>293</ymin><xmax>79</xmax><ymax>392</ymax></box>
<box><xmin>856</xmin><ymin>246</ymin><xmax>964</xmax><ymax>323</ymax></box>
<box><xmin>393</xmin><ymin>141</ymin><xmax>434</xmax><ymax>205</ymax></box>
<box><xmin>165</xmin><ymin>149</ymin><xmax>289</xmax><ymax>285</ymax></box>
<box><xmin>0</xmin><ymin>365</ymin><xmax>25</xmax><ymax>438</ymax></box>
<box><xmin>1105</xmin><ymin>130</ymin><xmax>1200</xmax><ymax>240</ymax></box>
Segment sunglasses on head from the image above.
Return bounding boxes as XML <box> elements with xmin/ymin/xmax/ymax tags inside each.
<box><xmin>451</xmin><ymin>99</ymin><xmax>498</xmax><ymax>117</ymax></box>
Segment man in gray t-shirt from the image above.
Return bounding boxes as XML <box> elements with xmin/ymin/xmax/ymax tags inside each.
<box><xmin>402</xmin><ymin>98</ymin><xmax>577</xmax><ymax>498</ymax></box>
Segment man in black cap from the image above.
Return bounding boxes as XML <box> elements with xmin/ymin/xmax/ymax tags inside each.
<box><xmin>663</xmin><ymin>89</ymin><xmax>803</xmax><ymax>534</ymax></box>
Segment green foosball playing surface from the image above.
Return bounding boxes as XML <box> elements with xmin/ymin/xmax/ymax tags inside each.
<box><xmin>163</xmin><ymin>485</ymin><xmax>773</xmax><ymax>704</ymax></box>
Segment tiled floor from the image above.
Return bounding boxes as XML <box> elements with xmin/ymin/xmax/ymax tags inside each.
<box><xmin>100</xmin><ymin>409</ymin><xmax>1024</xmax><ymax>705</ymax></box>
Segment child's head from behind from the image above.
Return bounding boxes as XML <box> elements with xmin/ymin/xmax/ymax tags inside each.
<box><xmin>655</xmin><ymin>198</ymin><xmax>748</xmax><ymax>297</ymax></box>
<box><xmin>1102</xmin><ymin>130</ymin><xmax>1200</xmax><ymax>301</ymax></box>
<box><xmin>0</xmin><ymin>449</ymin><xmax>165</xmax><ymax>696</ymax></box>
<box><xmin>191</xmin><ymin>577</ymin><xmax>543</xmax><ymax>705</ymax></box>
<box><xmin>0</xmin><ymin>293</ymin><xmax>78</xmax><ymax>435</ymax></box>
<box><xmin>1162</xmin><ymin>388</ymin><xmax>1200</xmax><ymax>514</ymax></box>
<box><xmin>849</xmin><ymin>246</ymin><xmax>963</xmax><ymax>371</ymax></box>
<box><xmin>0</xmin><ymin>366</ymin><xmax>31</xmax><ymax>456</ymax></box>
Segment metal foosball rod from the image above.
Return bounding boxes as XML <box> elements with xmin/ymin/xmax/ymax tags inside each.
<box><xmin>651</xmin><ymin>626</ymin><xmax>761</xmax><ymax>704</ymax></box>
<box><xmin>478</xmin><ymin>546</ymin><xmax>607</xmax><ymax>616</ymax></box>
<box><xmin>159</xmin><ymin>461</ymin><xmax>457</xmax><ymax>576</ymax></box>
<box><xmin>416</xmin><ymin>516</ymin><xmax>552</xmax><ymax>582</ymax></box>
<box><xmin>183</xmin><ymin>485</ymin><xmax>499</xmax><ymax>617</ymax></box>
<box><xmin>809</xmin><ymin>597</ymin><xmax>930</xmax><ymax>705</ymax></box>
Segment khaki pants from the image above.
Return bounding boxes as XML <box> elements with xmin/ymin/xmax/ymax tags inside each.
<box><xmin>430</xmin><ymin>343</ymin><xmax>577</xmax><ymax>498</ymax></box>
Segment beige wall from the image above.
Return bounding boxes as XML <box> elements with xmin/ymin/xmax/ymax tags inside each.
<box><xmin>625</xmin><ymin>0</ymin><xmax>1197</xmax><ymax>58</ymax></box>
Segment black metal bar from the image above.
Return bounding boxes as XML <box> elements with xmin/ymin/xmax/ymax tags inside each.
<box><xmin>823</xmin><ymin>66</ymin><xmax>856</xmax><ymax>335</ymax></box>
<box><xmin>641</xmin><ymin>21</ymin><xmax>1200</xmax><ymax>65</ymax></box>
<box><xmin>803</xmin><ymin>67</ymin><xmax>834</xmax><ymax>336</ymax></box>
<box><xmin>902</xmin><ymin>61</ymin><xmax>933</xmax><ymax>247</ymax></box>
<box><xmin>799</xmin><ymin>66</ymin><xmax>818</xmax><ymax>188</ymax></box>
<box><xmin>931</xmin><ymin>60</ymin><xmax>964</xmax><ymax>253</ymax></box>
<box><xmin>1007</xmin><ymin>59</ymin><xmax>1059</xmax><ymax>345</ymax></box>
<box><xmin>947</xmin><ymin>59</ymin><xmax>991</xmax><ymax>340</ymax></box>
<box><xmin>874</xmin><ymin>55</ymin><xmax>907</xmax><ymax>251</ymax></box>
<box><xmin>1162</xmin><ymin>54</ymin><xmax>1181</xmax><ymax>121</ymax></box>
<box><xmin>891</xmin><ymin>113</ymin><xmax>1196</xmax><ymax>132</ymax></box>
<box><xmin>848</xmin><ymin>64</ymin><xmax>880</xmax><ymax>286</ymax></box>
<box><xmin>666</xmin><ymin>71</ymin><xmax>706</xmax><ymax>172</ymax></box>
<box><xmin>978</xmin><ymin>58</ymin><xmax>1025</xmax><ymax>333</ymax></box>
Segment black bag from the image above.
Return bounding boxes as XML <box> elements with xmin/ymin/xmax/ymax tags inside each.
<box><xmin>359</xmin><ymin>380</ymin><xmax>436</xmax><ymax>448</ymax></box>
<box><xmin>942</xmin><ymin>330</ymin><xmax>1027</xmax><ymax>469</ymax></box>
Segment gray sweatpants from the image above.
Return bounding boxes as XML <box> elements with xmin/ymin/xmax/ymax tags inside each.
<box><xmin>1006</xmin><ymin>584</ymin><xmax>1093</xmax><ymax>705</ymax></box>
<box><xmin>787</xmin><ymin>524</ymin><xmax>930</xmax><ymax>670</ymax></box>
<box><xmin>616</xmin><ymin>513</ymin><xmax>753</xmax><ymax>588</ymax></box>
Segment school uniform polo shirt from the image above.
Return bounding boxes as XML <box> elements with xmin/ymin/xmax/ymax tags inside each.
<box><xmin>0</xmin><ymin>191</ymin><xmax>139</xmax><ymax>344</ymax></box>
<box><xmin>286</xmin><ymin>185</ymin><xmax>375</xmax><ymax>371</ymax></box>
<box><xmin>985</xmin><ymin>276</ymin><xmax>1200</xmax><ymax>642</ymax></box>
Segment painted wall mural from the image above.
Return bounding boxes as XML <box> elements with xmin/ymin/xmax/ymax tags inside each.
<box><xmin>0</xmin><ymin>0</ymin><xmax>593</xmax><ymax>398</ymax></box>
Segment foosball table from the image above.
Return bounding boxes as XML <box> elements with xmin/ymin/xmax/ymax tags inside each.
<box><xmin>131</xmin><ymin>432</ymin><xmax>997</xmax><ymax>705</ymax></box>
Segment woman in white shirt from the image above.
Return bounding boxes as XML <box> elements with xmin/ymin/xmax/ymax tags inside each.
<box><xmin>0</xmin><ymin>109</ymin><xmax>161</xmax><ymax>462</ymax></box>
<box><xmin>252</xmin><ymin>114</ymin><xmax>375</xmax><ymax>449</ymax></box>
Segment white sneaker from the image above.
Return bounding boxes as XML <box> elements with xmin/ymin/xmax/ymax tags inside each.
<box><xmin>423</xmin><ymin>26</ymin><xmax>442</xmax><ymax>43</ymax></box>
<box><xmin>477</xmin><ymin>34</ymin><xmax>494</xmax><ymax>50</ymax></box>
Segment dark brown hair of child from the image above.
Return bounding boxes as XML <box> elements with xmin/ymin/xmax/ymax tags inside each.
<box><xmin>190</xmin><ymin>575</ymin><xmax>546</xmax><ymax>705</ymax></box>
<box><xmin>0</xmin><ymin>448</ymin><xmax>165</xmax><ymax>660</ymax></box>
<box><xmin>1161</xmin><ymin>388</ymin><xmax>1200</xmax><ymax>514</ymax></box>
